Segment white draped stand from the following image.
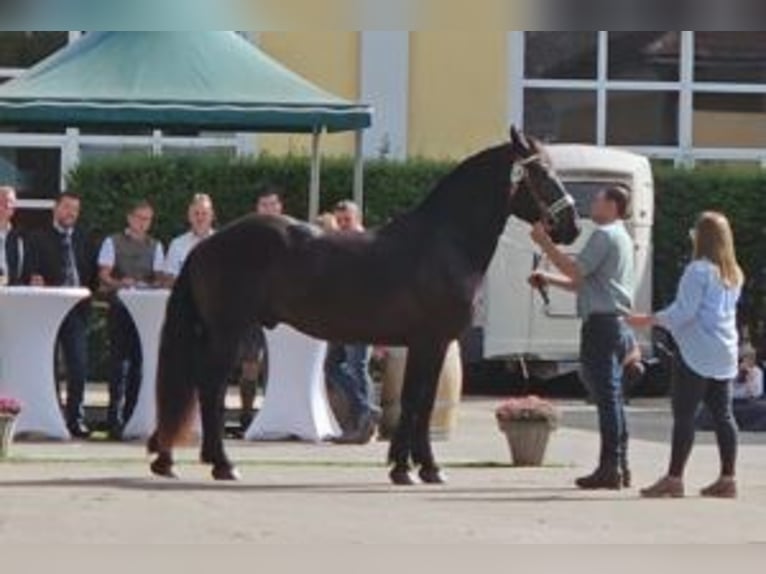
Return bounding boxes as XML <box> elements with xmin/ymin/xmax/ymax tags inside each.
<box><xmin>120</xmin><ymin>289</ymin><xmax>170</xmax><ymax>440</ymax></box>
<box><xmin>0</xmin><ymin>286</ymin><xmax>91</xmax><ymax>440</ymax></box>
<box><xmin>246</xmin><ymin>325</ymin><xmax>341</xmax><ymax>443</ymax></box>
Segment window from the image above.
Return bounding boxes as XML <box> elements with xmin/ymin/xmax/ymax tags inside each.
<box><xmin>607</xmin><ymin>91</ymin><xmax>678</xmax><ymax>146</ymax></box>
<box><xmin>516</xmin><ymin>31</ymin><xmax>766</xmax><ymax>164</ymax></box>
<box><xmin>694</xmin><ymin>93</ymin><xmax>766</xmax><ymax>148</ymax></box>
<box><xmin>525</xmin><ymin>32</ymin><xmax>598</xmax><ymax>80</ymax></box>
<box><xmin>608</xmin><ymin>32</ymin><xmax>680</xmax><ymax>82</ymax></box>
<box><xmin>695</xmin><ymin>32</ymin><xmax>766</xmax><ymax>84</ymax></box>
<box><xmin>520</xmin><ymin>31</ymin><xmax>681</xmax><ymax>148</ymax></box>
<box><xmin>525</xmin><ymin>89</ymin><xmax>597</xmax><ymax>144</ymax></box>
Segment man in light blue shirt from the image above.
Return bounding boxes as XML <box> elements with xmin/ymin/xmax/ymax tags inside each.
<box><xmin>530</xmin><ymin>185</ymin><xmax>635</xmax><ymax>490</ymax></box>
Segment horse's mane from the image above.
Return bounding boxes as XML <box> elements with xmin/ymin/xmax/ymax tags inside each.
<box><xmin>413</xmin><ymin>142</ymin><xmax>511</xmax><ymax>215</ymax></box>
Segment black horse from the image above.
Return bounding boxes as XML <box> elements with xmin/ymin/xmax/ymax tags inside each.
<box><xmin>148</xmin><ymin>127</ymin><xmax>580</xmax><ymax>485</ymax></box>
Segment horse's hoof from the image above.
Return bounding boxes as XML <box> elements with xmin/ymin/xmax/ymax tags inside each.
<box><xmin>150</xmin><ymin>458</ymin><xmax>179</xmax><ymax>480</ymax></box>
<box><xmin>389</xmin><ymin>467</ymin><xmax>417</xmax><ymax>486</ymax></box>
<box><xmin>212</xmin><ymin>466</ymin><xmax>241</xmax><ymax>482</ymax></box>
<box><xmin>419</xmin><ymin>466</ymin><xmax>447</xmax><ymax>485</ymax></box>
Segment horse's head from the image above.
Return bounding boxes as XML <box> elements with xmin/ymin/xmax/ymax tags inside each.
<box><xmin>507</xmin><ymin>126</ymin><xmax>580</xmax><ymax>246</ymax></box>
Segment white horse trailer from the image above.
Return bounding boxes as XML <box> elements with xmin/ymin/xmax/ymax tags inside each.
<box><xmin>476</xmin><ymin>145</ymin><xmax>654</xmax><ymax>378</ymax></box>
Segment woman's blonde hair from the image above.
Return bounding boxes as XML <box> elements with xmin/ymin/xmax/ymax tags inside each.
<box><xmin>692</xmin><ymin>211</ymin><xmax>744</xmax><ymax>288</ymax></box>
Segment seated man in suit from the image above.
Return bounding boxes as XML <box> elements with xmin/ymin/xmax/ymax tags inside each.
<box><xmin>0</xmin><ymin>186</ymin><xmax>31</xmax><ymax>286</ymax></box>
<box><xmin>28</xmin><ymin>192</ymin><xmax>98</xmax><ymax>438</ymax></box>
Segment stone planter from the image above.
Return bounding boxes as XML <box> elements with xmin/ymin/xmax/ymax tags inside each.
<box><xmin>0</xmin><ymin>414</ymin><xmax>18</xmax><ymax>460</ymax></box>
<box><xmin>499</xmin><ymin>420</ymin><xmax>554</xmax><ymax>467</ymax></box>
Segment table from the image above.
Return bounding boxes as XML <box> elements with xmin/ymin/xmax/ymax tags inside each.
<box><xmin>0</xmin><ymin>286</ymin><xmax>91</xmax><ymax>440</ymax></box>
<box><xmin>246</xmin><ymin>325</ymin><xmax>341</xmax><ymax>443</ymax></box>
<box><xmin>120</xmin><ymin>289</ymin><xmax>170</xmax><ymax>440</ymax></box>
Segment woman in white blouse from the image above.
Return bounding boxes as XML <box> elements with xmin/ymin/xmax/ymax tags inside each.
<box><xmin>629</xmin><ymin>212</ymin><xmax>743</xmax><ymax>500</ymax></box>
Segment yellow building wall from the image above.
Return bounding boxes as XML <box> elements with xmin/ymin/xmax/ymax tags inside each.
<box><xmin>257</xmin><ymin>32</ymin><xmax>360</xmax><ymax>157</ymax></box>
<box><xmin>408</xmin><ymin>31</ymin><xmax>509</xmax><ymax>159</ymax></box>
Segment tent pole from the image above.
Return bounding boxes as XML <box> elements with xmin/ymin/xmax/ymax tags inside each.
<box><xmin>353</xmin><ymin>129</ymin><xmax>365</xmax><ymax>213</ymax></box>
<box><xmin>309</xmin><ymin>128</ymin><xmax>322</xmax><ymax>221</ymax></box>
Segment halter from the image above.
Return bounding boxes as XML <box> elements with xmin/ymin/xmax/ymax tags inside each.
<box><xmin>510</xmin><ymin>154</ymin><xmax>575</xmax><ymax>224</ymax></box>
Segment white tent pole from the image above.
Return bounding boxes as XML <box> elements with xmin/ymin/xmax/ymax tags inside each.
<box><xmin>309</xmin><ymin>127</ymin><xmax>322</xmax><ymax>221</ymax></box>
<box><xmin>353</xmin><ymin>129</ymin><xmax>365</xmax><ymax>213</ymax></box>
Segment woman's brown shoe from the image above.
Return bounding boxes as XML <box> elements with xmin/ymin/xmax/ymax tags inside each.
<box><xmin>640</xmin><ymin>476</ymin><xmax>685</xmax><ymax>499</ymax></box>
<box><xmin>700</xmin><ymin>477</ymin><xmax>737</xmax><ymax>499</ymax></box>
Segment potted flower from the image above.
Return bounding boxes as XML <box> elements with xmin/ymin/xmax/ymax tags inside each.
<box><xmin>495</xmin><ymin>396</ymin><xmax>560</xmax><ymax>467</ymax></box>
<box><xmin>0</xmin><ymin>397</ymin><xmax>21</xmax><ymax>459</ymax></box>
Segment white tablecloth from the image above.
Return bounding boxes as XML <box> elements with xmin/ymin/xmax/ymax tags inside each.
<box><xmin>246</xmin><ymin>325</ymin><xmax>341</xmax><ymax>443</ymax></box>
<box><xmin>120</xmin><ymin>289</ymin><xmax>170</xmax><ymax>440</ymax></box>
<box><xmin>0</xmin><ymin>286</ymin><xmax>91</xmax><ymax>440</ymax></box>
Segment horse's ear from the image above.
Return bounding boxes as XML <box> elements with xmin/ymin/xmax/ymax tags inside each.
<box><xmin>510</xmin><ymin>125</ymin><xmax>530</xmax><ymax>155</ymax></box>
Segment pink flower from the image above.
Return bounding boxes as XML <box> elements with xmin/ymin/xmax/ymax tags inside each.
<box><xmin>0</xmin><ymin>397</ymin><xmax>22</xmax><ymax>416</ymax></box>
<box><xmin>495</xmin><ymin>395</ymin><xmax>559</xmax><ymax>428</ymax></box>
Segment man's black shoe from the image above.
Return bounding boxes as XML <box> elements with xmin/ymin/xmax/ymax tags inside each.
<box><xmin>575</xmin><ymin>468</ymin><xmax>622</xmax><ymax>491</ymax></box>
<box><xmin>67</xmin><ymin>421</ymin><xmax>92</xmax><ymax>439</ymax></box>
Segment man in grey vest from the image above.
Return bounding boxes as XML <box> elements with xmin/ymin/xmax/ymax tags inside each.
<box><xmin>98</xmin><ymin>200</ymin><xmax>165</xmax><ymax>440</ymax></box>
<box><xmin>529</xmin><ymin>185</ymin><xmax>636</xmax><ymax>490</ymax></box>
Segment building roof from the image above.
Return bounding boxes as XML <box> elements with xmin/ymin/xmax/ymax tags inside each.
<box><xmin>0</xmin><ymin>31</ymin><xmax>372</xmax><ymax>133</ymax></box>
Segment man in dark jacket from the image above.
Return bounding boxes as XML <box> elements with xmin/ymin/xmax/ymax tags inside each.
<box><xmin>0</xmin><ymin>186</ymin><xmax>31</xmax><ymax>285</ymax></box>
<box><xmin>28</xmin><ymin>192</ymin><xmax>98</xmax><ymax>438</ymax></box>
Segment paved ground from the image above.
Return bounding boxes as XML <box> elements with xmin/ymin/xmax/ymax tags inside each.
<box><xmin>1</xmin><ymin>398</ymin><xmax>765</xmax><ymax>544</ymax></box>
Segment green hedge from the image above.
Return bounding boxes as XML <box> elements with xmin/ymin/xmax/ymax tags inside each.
<box><xmin>68</xmin><ymin>155</ymin><xmax>766</xmax><ymax>363</ymax></box>
<box><xmin>69</xmin><ymin>154</ymin><xmax>453</xmax><ymax>242</ymax></box>
<box><xmin>652</xmin><ymin>166</ymin><xmax>766</xmax><ymax>341</ymax></box>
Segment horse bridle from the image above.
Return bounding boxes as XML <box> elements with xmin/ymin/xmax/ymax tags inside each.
<box><xmin>511</xmin><ymin>154</ymin><xmax>575</xmax><ymax>225</ymax></box>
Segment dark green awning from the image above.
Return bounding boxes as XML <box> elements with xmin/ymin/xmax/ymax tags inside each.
<box><xmin>0</xmin><ymin>32</ymin><xmax>372</xmax><ymax>133</ymax></box>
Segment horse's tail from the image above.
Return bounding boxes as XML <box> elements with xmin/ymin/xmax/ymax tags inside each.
<box><xmin>148</xmin><ymin>264</ymin><xmax>202</xmax><ymax>454</ymax></box>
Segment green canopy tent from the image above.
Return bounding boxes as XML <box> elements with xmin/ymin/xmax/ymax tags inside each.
<box><xmin>0</xmin><ymin>31</ymin><xmax>373</xmax><ymax>218</ymax></box>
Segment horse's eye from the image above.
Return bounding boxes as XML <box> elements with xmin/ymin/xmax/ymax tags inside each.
<box><xmin>511</xmin><ymin>164</ymin><xmax>526</xmax><ymax>185</ymax></box>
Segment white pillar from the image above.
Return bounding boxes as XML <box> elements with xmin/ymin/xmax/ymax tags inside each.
<box><xmin>360</xmin><ymin>31</ymin><xmax>409</xmax><ymax>159</ymax></box>
<box><xmin>309</xmin><ymin>128</ymin><xmax>322</xmax><ymax>221</ymax></box>
<box><xmin>61</xmin><ymin>128</ymin><xmax>80</xmax><ymax>191</ymax></box>
<box><xmin>353</xmin><ymin>129</ymin><xmax>365</xmax><ymax>211</ymax></box>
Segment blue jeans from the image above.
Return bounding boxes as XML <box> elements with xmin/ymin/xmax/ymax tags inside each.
<box><xmin>580</xmin><ymin>315</ymin><xmax>630</xmax><ymax>471</ymax></box>
<box><xmin>325</xmin><ymin>343</ymin><xmax>375</xmax><ymax>421</ymax></box>
<box><xmin>57</xmin><ymin>305</ymin><xmax>90</xmax><ymax>425</ymax></box>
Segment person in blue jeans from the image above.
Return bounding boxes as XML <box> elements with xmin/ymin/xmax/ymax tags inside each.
<box><xmin>325</xmin><ymin>343</ymin><xmax>379</xmax><ymax>443</ymax></box>
<box><xmin>325</xmin><ymin>201</ymin><xmax>380</xmax><ymax>444</ymax></box>
<box><xmin>630</xmin><ymin>212</ymin><xmax>742</xmax><ymax>499</ymax></box>
<box><xmin>530</xmin><ymin>185</ymin><xmax>636</xmax><ymax>490</ymax></box>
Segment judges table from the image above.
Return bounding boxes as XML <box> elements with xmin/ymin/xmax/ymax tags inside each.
<box><xmin>121</xmin><ymin>289</ymin><xmax>171</xmax><ymax>440</ymax></box>
<box><xmin>0</xmin><ymin>286</ymin><xmax>91</xmax><ymax>440</ymax></box>
<box><xmin>246</xmin><ymin>324</ymin><xmax>341</xmax><ymax>443</ymax></box>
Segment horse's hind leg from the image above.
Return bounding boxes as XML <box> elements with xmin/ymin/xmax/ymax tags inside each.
<box><xmin>148</xmin><ymin>432</ymin><xmax>178</xmax><ymax>479</ymax></box>
<box><xmin>199</xmin><ymin>330</ymin><xmax>241</xmax><ymax>481</ymax></box>
<box><xmin>388</xmin><ymin>341</ymin><xmax>447</xmax><ymax>486</ymax></box>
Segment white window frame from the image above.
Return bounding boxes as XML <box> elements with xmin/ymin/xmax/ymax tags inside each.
<box><xmin>510</xmin><ymin>31</ymin><xmax>766</xmax><ymax>167</ymax></box>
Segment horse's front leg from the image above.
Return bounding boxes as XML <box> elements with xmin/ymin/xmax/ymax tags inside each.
<box><xmin>411</xmin><ymin>341</ymin><xmax>449</xmax><ymax>485</ymax></box>
<box><xmin>199</xmin><ymin>332</ymin><xmax>241</xmax><ymax>481</ymax></box>
<box><xmin>388</xmin><ymin>340</ymin><xmax>449</xmax><ymax>486</ymax></box>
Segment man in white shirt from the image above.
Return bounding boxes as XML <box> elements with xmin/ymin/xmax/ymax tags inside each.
<box><xmin>98</xmin><ymin>200</ymin><xmax>164</xmax><ymax>439</ymax></box>
<box><xmin>163</xmin><ymin>194</ymin><xmax>215</xmax><ymax>286</ymax></box>
<box><xmin>325</xmin><ymin>200</ymin><xmax>380</xmax><ymax>443</ymax></box>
